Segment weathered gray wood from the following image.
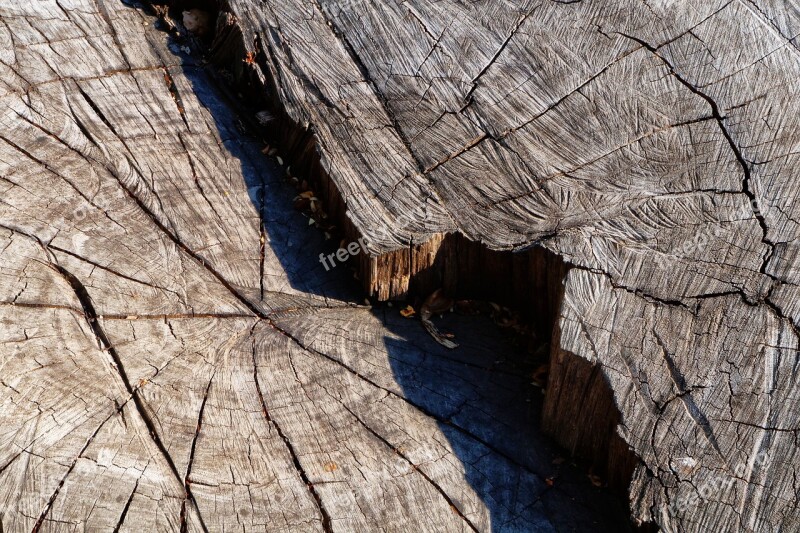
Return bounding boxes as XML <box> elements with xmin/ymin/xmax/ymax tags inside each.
<box><xmin>195</xmin><ymin>1</ymin><xmax>800</xmax><ymax>531</ymax></box>
<box><xmin>0</xmin><ymin>1</ymin><xmax>634</xmax><ymax>532</ymax></box>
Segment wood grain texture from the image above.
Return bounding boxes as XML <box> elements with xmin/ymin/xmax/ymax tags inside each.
<box><xmin>0</xmin><ymin>1</ymin><xmax>633</xmax><ymax>532</ymax></box>
<box><xmin>196</xmin><ymin>0</ymin><xmax>799</xmax><ymax>531</ymax></box>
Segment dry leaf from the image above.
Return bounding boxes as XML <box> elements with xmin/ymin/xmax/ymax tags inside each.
<box><xmin>421</xmin><ymin>288</ymin><xmax>453</xmax><ymax>320</ymax></box>
<box><xmin>400</xmin><ymin>305</ymin><xmax>416</xmax><ymax>318</ymax></box>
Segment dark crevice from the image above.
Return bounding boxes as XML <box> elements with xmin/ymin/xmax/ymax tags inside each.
<box><xmin>48</xmin><ymin>243</ymin><xmax>182</xmax><ymax>295</ymax></box>
<box><xmin>31</xmin><ymin>408</ymin><xmax>119</xmax><ymax>532</ymax></box>
<box><xmin>74</xmin><ymin>82</ymin><xmax>122</xmax><ymax>139</ymax></box>
<box><xmin>652</xmin><ymin>330</ymin><xmax>724</xmax><ymax>458</ymax></box>
<box><xmin>617</xmin><ymin>32</ymin><xmax>776</xmax><ymax>279</ymax></box>
<box><xmin>163</xmin><ymin>67</ymin><xmax>192</xmax><ymax>130</ymax></box>
<box><xmin>337</xmin><ymin>400</ymin><xmax>480</xmax><ymax>532</ymax></box>
<box><xmin>99</xmin><ymin>312</ymin><xmax>253</xmax><ymax>320</ymax></box>
<box><xmin>181</xmin><ymin>372</ymin><xmax>214</xmax><ymax>533</ymax></box>
<box><xmin>49</xmin><ymin>263</ymin><xmax>209</xmax><ymax>533</ymax></box>
<box><xmin>112</xmin><ymin>477</ymin><xmax>140</xmax><ymax>533</ymax></box>
<box><xmin>268</xmin><ymin>311</ymin><xmax>558</xmax><ymax>480</ymax></box>
<box><xmin>0</xmin><ymin>129</ymin><xmax>125</xmax><ymax>232</ymax></box>
<box><xmin>178</xmin><ymin>133</ymin><xmax>224</xmax><ymax>221</ymax></box>
<box><xmin>249</xmin><ymin>334</ymin><xmax>333</xmax><ymax>533</ymax></box>
<box><xmin>462</xmin><ymin>5</ymin><xmax>538</xmax><ymax>105</ymax></box>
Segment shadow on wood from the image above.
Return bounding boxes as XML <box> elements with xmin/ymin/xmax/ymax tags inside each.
<box><xmin>170</xmin><ymin>8</ymin><xmax>638</xmax><ymax>529</ymax></box>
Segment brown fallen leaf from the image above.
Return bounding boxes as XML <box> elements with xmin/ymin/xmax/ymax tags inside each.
<box><xmin>418</xmin><ymin>289</ymin><xmax>458</xmax><ymax>349</ymax></box>
<box><xmin>420</xmin><ymin>288</ymin><xmax>453</xmax><ymax>320</ymax></box>
<box><xmin>400</xmin><ymin>305</ymin><xmax>416</xmax><ymax>318</ymax></box>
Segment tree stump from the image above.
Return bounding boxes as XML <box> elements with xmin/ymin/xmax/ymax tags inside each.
<box><xmin>204</xmin><ymin>0</ymin><xmax>800</xmax><ymax>531</ymax></box>
<box><xmin>1</xmin><ymin>0</ymin><xmax>798</xmax><ymax>532</ymax></box>
<box><xmin>0</xmin><ymin>0</ymin><xmax>632</xmax><ymax>531</ymax></box>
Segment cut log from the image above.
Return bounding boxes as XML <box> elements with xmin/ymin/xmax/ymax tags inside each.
<box><xmin>0</xmin><ymin>1</ymin><xmax>634</xmax><ymax>532</ymax></box>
